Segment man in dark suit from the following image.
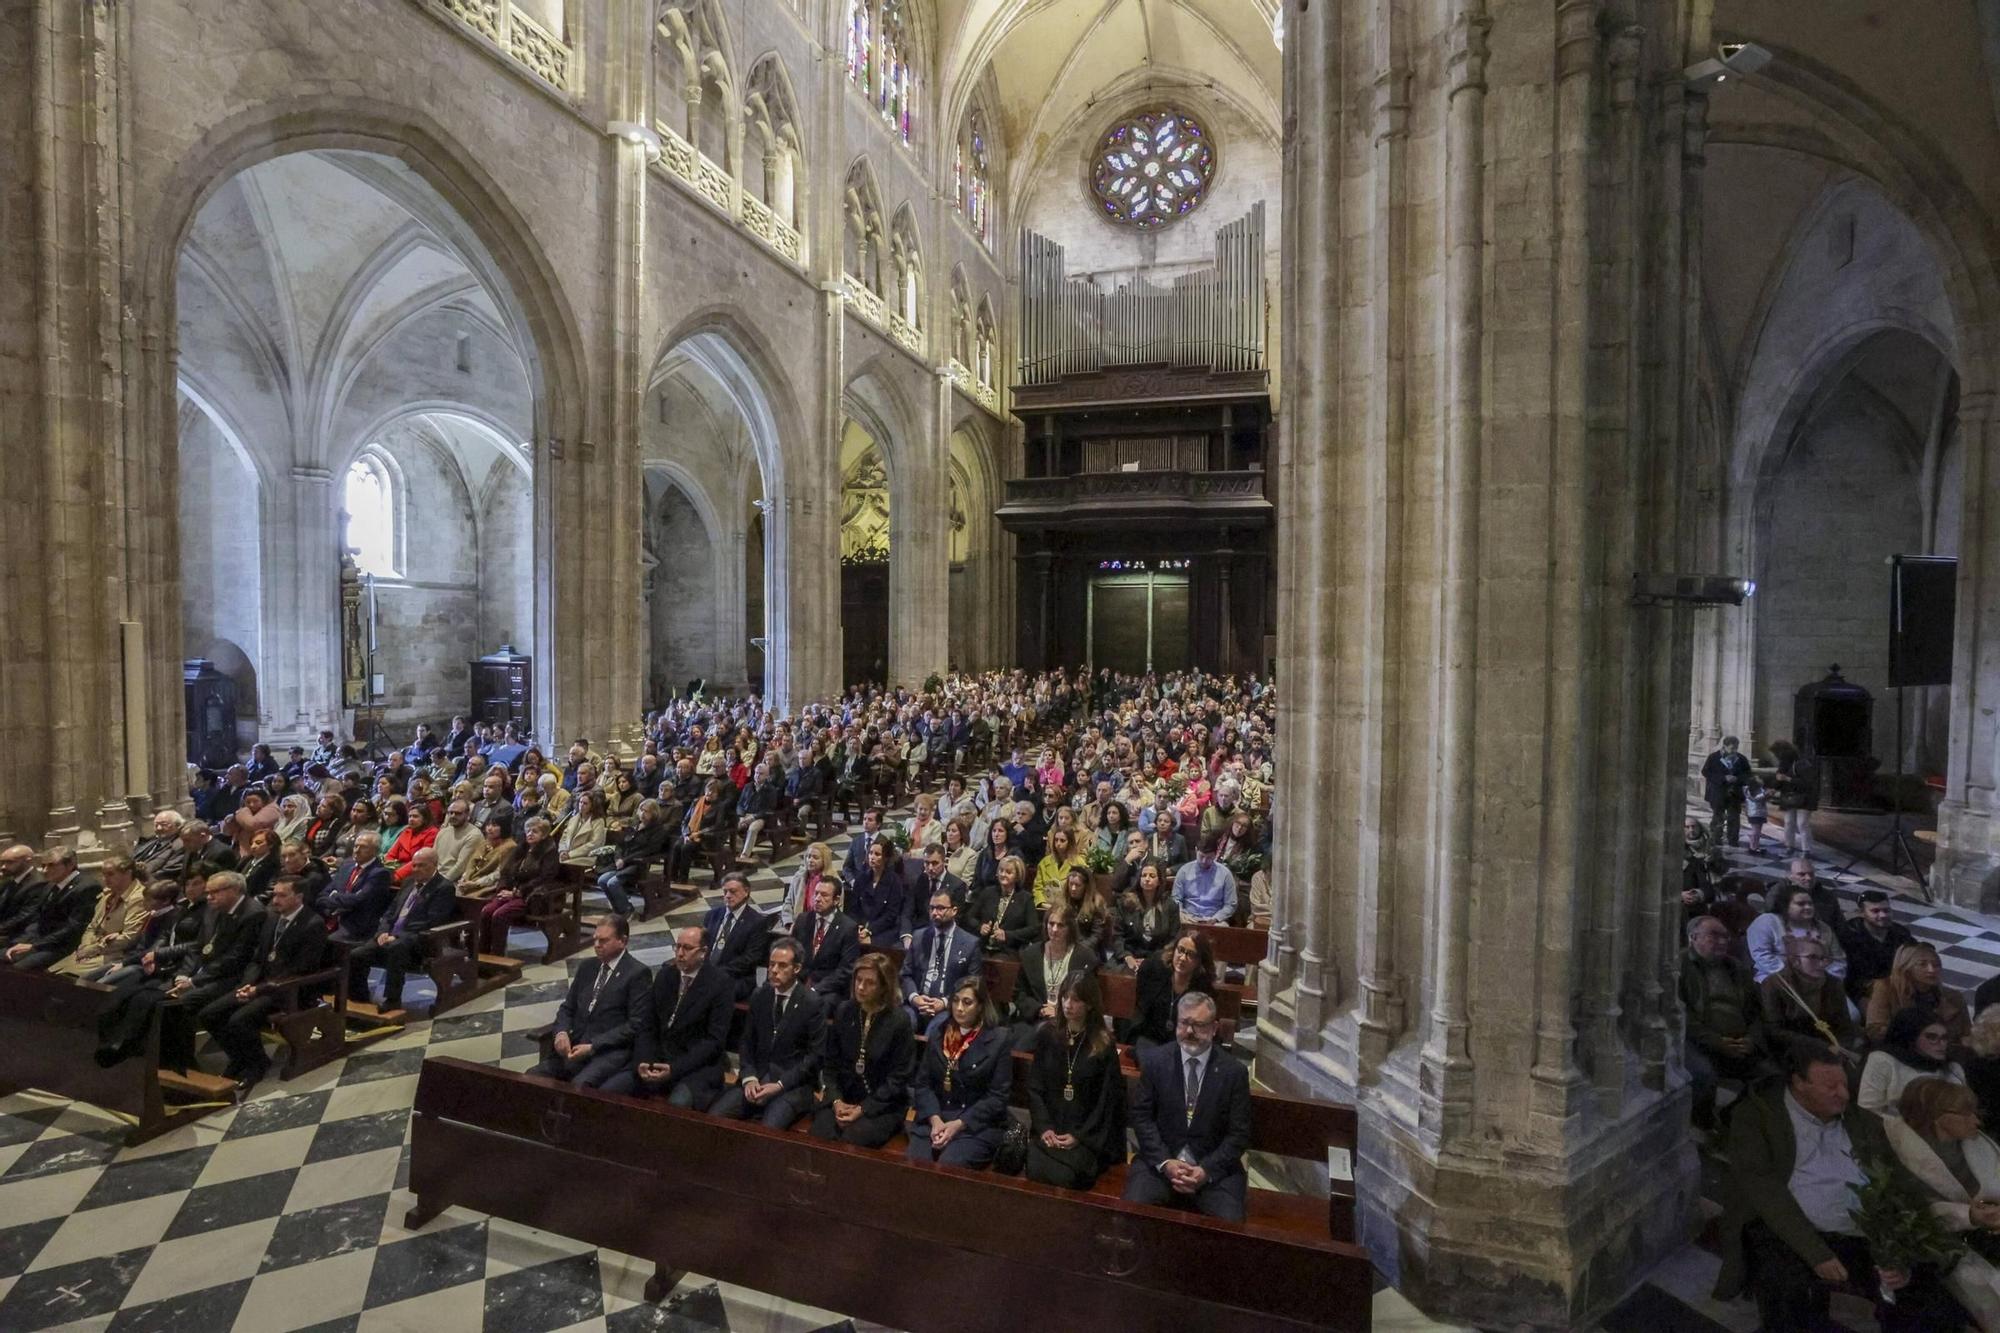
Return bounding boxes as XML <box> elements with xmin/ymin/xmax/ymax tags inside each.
<box><xmin>1701</xmin><ymin>735</ymin><xmax>1754</xmax><ymax>848</ymax></box>
<box><xmin>703</xmin><ymin>872</ymin><xmax>773</xmax><ymax>1002</ymax></box>
<box><xmin>1123</xmin><ymin>991</ymin><xmax>1251</xmax><ymax>1221</ymax></box>
<box><xmin>842</xmin><ymin>809</ymin><xmax>885</xmax><ymax>881</ymax></box>
<box><xmin>99</xmin><ymin>870</ymin><xmax>267</xmax><ymax>1071</ymax></box>
<box><xmin>0</xmin><ymin>843</ymin><xmax>48</xmax><ymax>941</ymax></box>
<box><xmin>318</xmin><ymin>833</ymin><xmax>394</xmax><ymax>943</ymax></box>
<box><xmin>3</xmin><ymin>848</ymin><xmax>99</xmax><ymax>969</ymax></box>
<box><xmin>912</xmin><ymin>845</ymin><xmax>969</xmax><ymax>917</ymax></box>
<box><xmin>604</xmin><ymin>926</ymin><xmax>733</xmax><ymax>1108</ymax></box>
<box><xmin>198</xmin><ymin>876</ymin><xmax>330</xmax><ymax>1086</ymax></box>
<box><xmin>899</xmin><ymin>888</ymin><xmax>981</xmax><ymax>1031</ymax></box>
<box><xmin>533</xmin><ymin>915</ymin><xmax>651</xmax><ymax>1089</ymax></box>
<box><xmin>179</xmin><ymin>821</ymin><xmax>239</xmax><ymax>876</ymax></box>
<box><xmin>710</xmin><ymin>936</ymin><xmax>824</xmax><ymax>1128</ymax></box>
<box><xmin>344</xmin><ymin>847</ymin><xmax>458</xmax><ymax>1009</ymax></box>
<box><xmin>793</xmin><ymin>878</ymin><xmax>860</xmax><ymax>999</ymax></box>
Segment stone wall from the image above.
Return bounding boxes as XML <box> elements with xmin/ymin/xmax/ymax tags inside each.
<box><xmin>1755</xmin><ymin>384</ymin><xmax>1925</xmax><ymax>763</ymax></box>
<box><xmin>647</xmin><ymin>483</ymin><xmax>720</xmax><ymax>696</ymax></box>
<box><xmin>178</xmin><ymin>411</ymin><xmax>263</xmax><ymax>725</ymax></box>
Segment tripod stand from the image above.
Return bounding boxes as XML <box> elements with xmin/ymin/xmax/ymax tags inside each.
<box><xmin>1835</xmin><ymin>685</ymin><xmax>1930</xmax><ymax>901</ymax></box>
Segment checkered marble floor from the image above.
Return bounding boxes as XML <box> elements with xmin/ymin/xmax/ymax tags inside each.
<box><xmin>5</xmin><ymin>797</ymin><xmax>1981</xmax><ymax>1331</ymax></box>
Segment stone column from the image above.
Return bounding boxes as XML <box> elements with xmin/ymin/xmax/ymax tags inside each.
<box><xmin>0</xmin><ymin>0</ymin><xmax>146</xmax><ymax>855</ymax></box>
<box><xmin>280</xmin><ymin>468</ymin><xmax>344</xmax><ymax>740</ymax></box>
<box><xmin>1935</xmin><ymin>391</ymin><xmax>2000</xmax><ymax>907</ymax></box>
<box><xmin>885</xmin><ymin>370</ymin><xmax>952</xmax><ymax>688</ymax></box>
<box><xmin>1257</xmin><ymin>1</ymin><xmax>1704</xmax><ymax>1325</ymax></box>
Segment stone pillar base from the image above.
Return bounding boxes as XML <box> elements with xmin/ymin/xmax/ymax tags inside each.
<box><xmin>1935</xmin><ymin>798</ymin><xmax>2000</xmax><ymax>912</ymax></box>
<box><xmin>1259</xmin><ymin>1046</ymin><xmax>1699</xmax><ymax>1330</ymax></box>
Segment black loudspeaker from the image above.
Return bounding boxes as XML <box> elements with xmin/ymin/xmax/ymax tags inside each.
<box><xmin>1888</xmin><ymin>555</ymin><xmax>1957</xmax><ymax>688</ymax></box>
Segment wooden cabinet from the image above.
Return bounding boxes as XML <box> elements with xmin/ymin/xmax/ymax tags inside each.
<box><xmin>469</xmin><ymin>650</ymin><xmax>531</xmax><ymax>733</ymax></box>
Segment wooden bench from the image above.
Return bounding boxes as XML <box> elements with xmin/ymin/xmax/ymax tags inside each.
<box><xmin>406</xmin><ymin>1057</ymin><xmax>1371</xmax><ymax>1331</ymax></box>
<box><xmin>347</xmin><ymin>912</ymin><xmax>520</xmax><ymax>1028</ymax></box>
<box><xmin>0</xmin><ymin>966</ymin><xmax>238</xmax><ymax>1145</ymax></box>
<box><xmin>259</xmin><ymin>954</ymin><xmax>358</xmax><ymax>1080</ymax></box>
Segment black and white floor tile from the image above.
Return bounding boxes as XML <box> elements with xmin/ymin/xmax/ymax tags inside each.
<box><xmin>0</xmin><ymin>801</ymin><xmax>1977</xmax><ymax>1331</ymax></box>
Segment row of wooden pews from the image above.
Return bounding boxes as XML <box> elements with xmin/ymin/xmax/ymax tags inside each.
<box><xmin>405</xmin><ymin>1056</ymin><xmax>1371</xmax><ymax>1331</ymax></box>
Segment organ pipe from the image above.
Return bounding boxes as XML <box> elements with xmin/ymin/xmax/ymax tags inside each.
<box><xmin>1015</xmin><ymin>203</ymin><xmax>1265</xmax><ymax>385</ymax></box>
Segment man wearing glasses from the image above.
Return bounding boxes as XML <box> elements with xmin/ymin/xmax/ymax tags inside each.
<box><xmin>1123</xmin><ymin>991</ymin><xmax>1252</xmax><ymax>1221</ymax></box>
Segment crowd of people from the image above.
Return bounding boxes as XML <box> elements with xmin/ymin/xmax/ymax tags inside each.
<box><xmin>1684</xmin><ymin>755</ymin><xmax>2000</xmax><ymax>1331</ymax></box>
<box><xmin>0</xmin><ymin>667</ymin><xmax>1278</xmax><ymax>1220</ymax></box>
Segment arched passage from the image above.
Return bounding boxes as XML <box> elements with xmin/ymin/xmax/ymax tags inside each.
<box><xmin>646</xmin><ymin>318</ymin><xmax>815</xmax><ymax>705</ymax></box>
<box><xmin>172</xmin><ymin>147</ymin><xmax>548</xmax><ymax>748</ymax></box>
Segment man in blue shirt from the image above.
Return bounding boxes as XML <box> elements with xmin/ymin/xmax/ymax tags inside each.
<box><xmin>1172</xmin><ymin>835</ymin><xmax>1237</xmax><ymax>924</ymax></box>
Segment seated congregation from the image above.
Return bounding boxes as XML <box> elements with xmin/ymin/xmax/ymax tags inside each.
<box><xmin>0</xmin><ymin>667</ymin><xmax>1279</xmax><ymax>1224</ymax></box>
<box><xmin>1683</xmin><ymin>850</ymin><xmax>2000</xmax><ymax>1330</ymax></box>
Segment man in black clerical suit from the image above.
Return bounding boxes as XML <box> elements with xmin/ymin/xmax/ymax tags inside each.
<box><xmin>1123</xmin><ymin>991</ymin><xmax>1252</xmax><ymax>1222</ymax></box>
<box><xmin>3</xmin><ymin>848</ymin><xmax>99</xmax><ymax>969</ymax></box>
<box><xmin>710</xmin><ymin>935</ymin><xmax>824</xmax><ymax>1128</ymax></box>
<box><xmin>702</xmin><ymin>872</ymin><xmax>773</xmax><ymax>1002</ymax></box>
<box><xmin>99</xmin><ymin>869</ymin><xmax>267</xmax><ymax>1071</ymax></box>
<box><xmin>604</xmin><ymin>925</ymin><xmax>732</xmax><ymax>1108</ymax></box>
<box><xmin>344</xmin><ymin>847</ymin><xmax>458</xmax><ymax>1009</ymax></box>
<box><xmin>792</xmin><ymin>878</ymin><xmax>860</xmax><ymax>999</ymax></box>
<box><xmin>533</xmin><ymin>915</ymin><xmax>651</xmax><ymax>1088</ymax></box>
<box><xmin>199</xmin><ymin>876</ymin><xmax>329</xmax><ymax>1086</ymax></box>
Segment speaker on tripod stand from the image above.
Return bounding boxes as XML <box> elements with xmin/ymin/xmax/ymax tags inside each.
<box><xmin>1838</xmin><ymin>554</ymin><xmax>1956</xmax><ymax>896</ymax></box>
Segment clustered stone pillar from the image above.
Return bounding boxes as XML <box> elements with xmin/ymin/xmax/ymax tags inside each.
<box><xmin>0</xmin><ymin>0</ymin><xmax>161</xmax><ymax>853</ymax></box>
<box><xmin>1259</xmin><ymin>0</ymin><xmax>1706</xmax><ymax>1325</ymax></box>
<box><xmin>1936</xmin><ymin>390</ymin><xmax>2000</xmax><ymax>907</ymax></box>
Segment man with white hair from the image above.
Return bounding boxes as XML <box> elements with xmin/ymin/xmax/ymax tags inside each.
<box><xmin>134</xmin><ymin>810</ymin><xmax>188</xmax><ymax>883</ymax></box>
<box><xmin>318</xmin><ymin>831</ymin><xmax>393</xmax><ymax>943</ymax></box>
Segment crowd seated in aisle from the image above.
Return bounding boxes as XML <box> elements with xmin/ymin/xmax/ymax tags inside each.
<box><xmin>1677</xmin><ymin>810</ymin><xmax>2000</xmax><ymax>1329</ymax></box>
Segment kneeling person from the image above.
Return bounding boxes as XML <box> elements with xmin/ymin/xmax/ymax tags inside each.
<box><xmin>712</xmin><ymin>936</ymin><xmax>823</xmax><ymax>1128</ymax></box>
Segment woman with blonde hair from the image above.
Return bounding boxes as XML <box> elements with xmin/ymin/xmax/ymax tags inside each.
<box><xmin>786</xmin><ymin>841</ymin><xmax>835</xmax><ymax>925</ymax></box>
<box><xmin>1866</xmin><ymin>942</ymin><xmax>1970</xmax><ymax>1048</ymax></box>
<box><xmin>1886</xmin><ymin>1076</ymin><xmax>2000</xmax><ymax>1329</ymax></box>
<box><xmin>1033</xmin><ymin>826</ymin><xmax>1086</xmax><ymax>910</ymax></box>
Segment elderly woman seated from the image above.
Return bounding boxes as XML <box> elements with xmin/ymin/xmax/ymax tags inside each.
<box><xmin>1884</xmin><ymin>1076</ymin><xmax>2000</xmax><ymax>1330</ymax></box>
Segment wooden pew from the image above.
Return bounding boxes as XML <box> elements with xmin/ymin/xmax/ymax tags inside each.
<box><xmin>0</xmin><ymin>966</ymin><xmax>237</xmax><ymax>1145</ymax></box>
<box><xmin>406</xmin><ymin>1058</ymin><xmax>1372</xmax><ymax>1332</ymax></box>
<box><xmin>347</xmin><ymin>912</ymin><xmax>519</xmax><ymax>1028</ymax></box>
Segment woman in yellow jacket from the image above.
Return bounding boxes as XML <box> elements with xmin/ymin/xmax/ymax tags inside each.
<box><xmin>1033</xmin><ymin>826</ymin><xmax>1087</xmax><ymax>910</ymax></box>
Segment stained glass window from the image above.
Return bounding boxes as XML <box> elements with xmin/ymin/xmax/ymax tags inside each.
<box><xmin>965</xmin><ymin>111</ymin><xmax>990</xmax><ymax>242</ymax></box>
<box><xmin>846</xmin><ymin>0</ymin><xmax>916</xmax><ymax>145</ymax></box>
<box><xmin>1090</xmin><ymin>108</ymin><xmax>1215</xmax><ymax>229</ymax></box>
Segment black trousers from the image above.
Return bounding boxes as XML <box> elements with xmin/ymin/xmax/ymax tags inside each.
<box><xmin>154</xmin><ymin>981</ymin><xmax>235</xmax><ymax>1072</ymax></box>
<box><xmin>199</xmin><ymin>992</ymin><xmax>279</xmax><ymax>1075</ymax></box>
<box><xmin>347</xmin><ymin>936</ymin><xmax>427</xmax><ymax>1007</ymax></box>
<box><xmin>1710</xmin><ymin>792</ymin><xmax>1743</xmax><ymax>847</ymax></box>
<box><xmin>1744</xmin><ymin>1221</ymin><xmax>1963</xmax><ymax>1332</ymax></box>
<box><xmin>810</xmin><ymin>1105</ymin><xmax>903</xmax><ymax>1149</ymax></box>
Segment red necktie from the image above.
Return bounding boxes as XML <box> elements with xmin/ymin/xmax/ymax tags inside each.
<box><xmin>813</xmin><ymin>916</ymin><xmax>827</xmax><ymax>953</ymax></box>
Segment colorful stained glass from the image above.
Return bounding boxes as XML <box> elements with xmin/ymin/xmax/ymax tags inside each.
<box><xmin>1090</xmin><ymin>108</ymin><xmax>1215</xmax><ymax>229</ymax></box>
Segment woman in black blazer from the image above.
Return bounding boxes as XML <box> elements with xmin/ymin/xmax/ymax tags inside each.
<box><xmin>971</xmin><ymin>819</ymin><xmax>1015</xmax><ymax>899</ymax></box>
<box><xmin>1026</xmin><ymin>970</ymin><xmax>1126</xmax><ymax>1190</ymax></box>
<box><xmin>973</xmin><ymin>854</ymin><xmax>1040</xmax><ymax>958</ymax></box>
<box><xmin>1126</xmin><ymin>926</ymin><xmax>1216</xmax><ymax>1052</ymax></box>
<box><xmin>814</xmin><ymin>951</ymin><xmax>917</xmax><ymax>1148</ymax></box>
<box><xmin>907</xmin><ymin>975</ymin><xmax>1014</xmax><ymax>1168</ymax></box>
<box><xmin>1114</xmin><ymin>859</ymin><xmax>1180</xmax><ymax>970</ymax></box>
<box><xmin>1011</xmin><ymin>906</ymin><xmax>1098</xmax><ymax>1050</ymax></box>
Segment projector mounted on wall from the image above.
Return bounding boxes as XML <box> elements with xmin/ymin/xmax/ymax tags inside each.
<box><xmin>1684</xmin><ymin>42</ymin><xmax>1772</xmax><ymax>88</ymax></box>
<box><xmin>1631</xmin><ymin>573</ymin><xmax>1757</xmax><ymax>607</ymax></box>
